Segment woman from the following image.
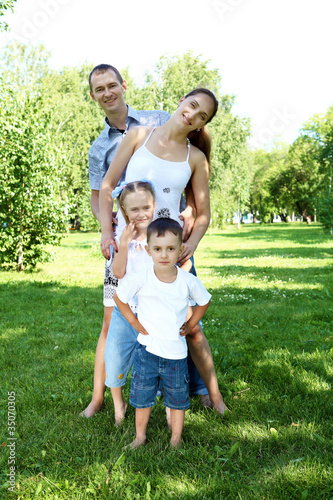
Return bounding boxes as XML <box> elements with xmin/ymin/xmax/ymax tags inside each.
<box><xmin>100</xmin><ymin>88</ymin><xmax>229</xmax><ymax>415</ymax></box>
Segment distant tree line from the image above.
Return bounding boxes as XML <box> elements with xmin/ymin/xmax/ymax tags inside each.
<box><xmin>0</xmin><ymin>41</ymin><xmax>331</xmax><ymax>269</ymax></box>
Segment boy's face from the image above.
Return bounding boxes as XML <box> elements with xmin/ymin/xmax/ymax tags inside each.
<box><xmin>146</xmin><ymin>231</ymin><xmax>183</xmax><ymax>272</ymax></box>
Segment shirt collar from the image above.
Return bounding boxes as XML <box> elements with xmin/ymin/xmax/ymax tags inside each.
<box><xmin>105</xmin><ymin>105</ymin><xmax>140</xmax><ymax>137</ymax></box>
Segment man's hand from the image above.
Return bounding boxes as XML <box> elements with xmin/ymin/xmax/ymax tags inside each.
<box><xmin>179</xmin><ymin>206</ymin><xmax>196</xmax><ymax>242</ymax></box>
<box><xmin>100</xmin><ymin>233</ymin><xmax>118</xmax><ymax>259</ymax></box>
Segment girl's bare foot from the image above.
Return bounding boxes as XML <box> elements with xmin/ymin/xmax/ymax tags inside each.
<box><xmin>114</xmin><ymin>402</ymin><xmax>128</xmax><ymax>426</ymax></box>
<box><xmin>170</xmin><ymin>436</ymin><xmax>182</xmax><ymax>448</ymax></box>
<box><xmin>124</xmin><ymin>436</ymin><xmax>146</xmax><ymax>450</ymax></box>
<box><xmin>80</xmin><ymin>400</ymin><xmax>103</xmax><ymax>418</ymax></box>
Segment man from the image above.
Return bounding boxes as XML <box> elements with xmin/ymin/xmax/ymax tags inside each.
<box><xmin>82</xmin><ymin>64</ymin><xmax>209</xmax><ymax>418</ymax></box>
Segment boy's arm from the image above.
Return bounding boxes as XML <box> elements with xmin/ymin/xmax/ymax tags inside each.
<box><xmin>179</xmin><ymin>300</ymin><xmax>211</xmax><ymax>337</ymax></box>
<box><xmin>114</xmin><ymin>293</ymin><xmax>149</xmax><ymax>336</ymax></box>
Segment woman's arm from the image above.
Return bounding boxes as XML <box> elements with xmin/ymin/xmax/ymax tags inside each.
<box><xmin>99</xmin><ymin>127</ymin><xmax>146</xmax><ymax>259</ymax></box>
<box><xmin>178</xmin><ymin>150</ymin><xmax>211</xmax><ymax>265</ymax></box>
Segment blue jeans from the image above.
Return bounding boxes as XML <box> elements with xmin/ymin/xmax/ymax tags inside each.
<box><xmin>104</xmin><ymin>306</ymin><xmax>139</xmax><ymax>388</ymax></box>
<box><xmin>187</xmin><ymin>256</ymin><xmax>208</xmax><ymax>396</ymax></box>
<box><xmin>130</xmin><ymin>344</ymin><xmax>190</xmax><ymax>410</ymax></box>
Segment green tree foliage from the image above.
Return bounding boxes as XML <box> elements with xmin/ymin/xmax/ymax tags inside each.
<box><xmin>42</xmin><ymin>63</ymin><xmax>103</xmax><ymax>230</ymax></box>
<box><xmin>0</xmin><ymin>80</ymin><xmax>68</xmax><ymax>270</ymax></box>
<box><xmin>0</xmin><ymin>0</ymin><xmax>16</xmax><ymax>31</ymax></box>
<box><xmin>250</xmin><ymin>143</ymin><xmax>289</xmax><ymax>222</ymax></box>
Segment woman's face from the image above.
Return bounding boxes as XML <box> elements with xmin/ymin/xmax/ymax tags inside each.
<box><xmin>177</xmin><ymin>93</ymin><xmax>216</xmax><ymax>131</ymax></box>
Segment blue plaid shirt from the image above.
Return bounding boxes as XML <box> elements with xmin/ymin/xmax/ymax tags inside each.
<box><xmin>89</xmin><ymin>105</ymin><xmax>170</xmax><ymax>190</ymax></box>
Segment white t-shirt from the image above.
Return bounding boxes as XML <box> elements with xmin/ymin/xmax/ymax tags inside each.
<box><xmin>116</xmin><ymin>265</ymin><xmax>211</xmax><ymax>360</ymax></box>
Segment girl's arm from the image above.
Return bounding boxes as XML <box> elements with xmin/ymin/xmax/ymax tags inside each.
<box><xmin>178</xmin><ymin>150</ymin><xmax>211</xmax><ymax>265</ymax></box>
<box><xmin>114</xmin><ymin>293</ymin><xmax>149</xmax><ymax>336</ymax></box>
<box><xmin>112</xmin><ymin>221</ymin><xmax>137</xmax><ymax>279</ymax></box>
<box><xmin>99</xmin><ymin>127</ymin><xmax>148</xmax><ymax>259</ymax></box>
<box><xmin>179</xmin><ymin>301</ymin><xmax>211</xmax><ymax>337</ymax></box>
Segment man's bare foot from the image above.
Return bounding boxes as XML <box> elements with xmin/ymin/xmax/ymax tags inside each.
<box><xmin>114</xmin><ymin>402</ymin><xmax>128</xmax><ymax>426</ymax></box>
<box><xmin>200</xmin><ymin>394</ymin><xmax>213</xmax><ymax>408</ymax></box>
<box><xmin>124</xmin><ymin>436</ymin><xmax>146</xmax><ymax>450</ymax></box>
<box><xmin>79</xmin><ymin>400</ymin><xmax>103</xmax><ymax>418</ymax></box>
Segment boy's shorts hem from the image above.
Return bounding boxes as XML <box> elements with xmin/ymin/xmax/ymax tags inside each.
<box><xmin>129</xmin><ymin>345</ymin><xmax>190</xmax><ymax>410</ymax></box>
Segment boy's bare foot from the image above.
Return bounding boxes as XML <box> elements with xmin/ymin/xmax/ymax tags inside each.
<box><xmin>79</xmin><ymin>400</ymin><xmax>103</xmax><ymax>418</ymax></box>
<box><xmin>124</xmin><ymin>436</ymin><xmax>146</xmax><ymax>450</ymax></box>
<box><xmin>114</xmin><ymin>402</ymin><xmax>128</xmax><ymax>426</ymax></box>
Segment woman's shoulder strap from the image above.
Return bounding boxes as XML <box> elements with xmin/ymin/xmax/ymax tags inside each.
<box><xmin>143</xmin><ymin>127</ymin><xmax>156</xmax><ymax>146</ymax></box>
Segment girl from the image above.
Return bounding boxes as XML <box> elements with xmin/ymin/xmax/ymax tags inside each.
<box><xmin>104</xmin><ymin>179</ymin><xmax>156</xmax><ymax>424</ymax></box>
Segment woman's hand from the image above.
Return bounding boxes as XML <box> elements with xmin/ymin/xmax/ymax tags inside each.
<box><xmin>179</xmin><ymin>205</ymin><xmax>196</xmax><ymax>242</ymax></box>
<box><xmin>177</xmin><ymin>241</ymin><xmax>197</xmax><ymax>267</ymax></box>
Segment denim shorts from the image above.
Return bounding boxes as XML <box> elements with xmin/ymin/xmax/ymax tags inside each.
<box><xmin>130</xmin><ymin>344</ymin><xmax>190</xmax><ymax>410</ymax></box>
<box><xmin>104</xmin><ymin>306</ymin><xmax>139</xmax><ymax>388</ymax></box>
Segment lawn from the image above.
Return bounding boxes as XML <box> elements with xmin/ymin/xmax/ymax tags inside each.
<box><xmin>1</xmin><ymin>223</ymin><xmax>332</xmax><ymax>499</ymax></box>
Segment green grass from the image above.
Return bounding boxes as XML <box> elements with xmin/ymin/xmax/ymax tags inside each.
<box><xmin>1</xmin><ymin>223</ymin><xmax>332</xmax><ymax>499</ymax></box>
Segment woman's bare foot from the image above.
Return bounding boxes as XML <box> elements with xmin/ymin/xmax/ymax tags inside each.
<box><xmin>200</xmin><ymin>394</ymin><xmax>213</xmax><ymax>408</ymax></box>
<box><xmin>80</xmin><ymin>400</ymin><xmax>103</xmax><ymax>418</ymax></box>
<box><xmin>114</xmin><ymin>402</ymin><xmax>128</xmax><ymax>426</ymax></box>
<box><xmin>124</xmin><ymin>436</ymin><xmax>146</xmax><ymax>450</ymax></box>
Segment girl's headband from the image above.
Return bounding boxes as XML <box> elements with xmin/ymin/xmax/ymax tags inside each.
<box><xmin>112</xmin><ymin>178</ymin><xmax>155</xmax><ymax>199</ymax></box>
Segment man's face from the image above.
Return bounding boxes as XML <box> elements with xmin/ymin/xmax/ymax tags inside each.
<box><xmin>90</xmin><ymin>70</ymin><xmax>127</xmax><ymax>117</ymax></box>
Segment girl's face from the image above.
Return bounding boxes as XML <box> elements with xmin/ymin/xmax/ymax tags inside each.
<box><xmin>122</xmin><ymin>190</ymin><xmax>155</xmax><ymax>229</ymax></box>
<box><xmin>177</xmin><ymin>93</ymin><xmax>215</xmax><ymax>131</ymax></box>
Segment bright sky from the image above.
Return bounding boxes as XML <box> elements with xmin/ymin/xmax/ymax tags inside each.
<box><xmin>1</xmin><ymin>0</ymin><xmax>333</xmax><ymax>148</ymax></box>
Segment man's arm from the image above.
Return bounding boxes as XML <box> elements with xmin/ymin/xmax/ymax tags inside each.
<box><xmin>90</xmin><ymin>189</ymin><xmax>100</xmax><ymax>222</ymax></box>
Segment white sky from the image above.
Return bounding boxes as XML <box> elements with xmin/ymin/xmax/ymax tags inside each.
<box><xmin>1</xmin><ymin>0</ymin><xmax>333</xmax><ymax>148</ymax></box>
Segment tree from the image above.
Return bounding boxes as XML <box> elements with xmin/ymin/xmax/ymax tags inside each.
<box><xmin>0</xmin><ymin>79</ymin><xmax>69</xmax><ymax>270</ymax></box>
<box><xmin>0</xmin><ymin>0</ymin><xmax>16</xmax><ymax>31</ymax></box>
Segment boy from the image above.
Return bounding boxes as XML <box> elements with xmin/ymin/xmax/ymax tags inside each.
<box><xmin>114</xmin><ymin>218</ymin><xmax>211</xmax><ymax>449</ymax></box>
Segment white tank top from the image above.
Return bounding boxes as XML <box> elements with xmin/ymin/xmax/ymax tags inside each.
<box><xmin>116</xmin><ymin>128</ymin><xmax>192</xmax><ymax>237</ymax></box>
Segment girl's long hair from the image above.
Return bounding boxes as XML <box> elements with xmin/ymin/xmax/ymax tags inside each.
<box><xmin>183</xmin><ymin>88</ymin><xmax>219</xmax><ymax>167</ymax></box>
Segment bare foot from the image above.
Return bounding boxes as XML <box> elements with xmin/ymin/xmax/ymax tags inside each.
<box><xmin>170</xmin><ymin>437</ymin><xmax>182</xmax><ymax>448</ymax></box>
<box><xmin>200</xmin><ymin>394</ymin><xmax>213</xmax><ymax>408</ymax></box>
<box><xmin>114</xmin><ymin>402</ymin><xmax>128</xmax><ymax>426</ymax></box>
<box><xmin>214</xmin><ymin>400</ymin><xmax>230</xmax><ymax>416</ymax></box>
<box><xmin>79</xmin><ymin>400</ymin><xmax>103</xmax><ymax>418</ymax></box>
<box><xmin>124</xmin><ymin>436</ymin><xmax>146</xmax><ymax>450</ymax></box>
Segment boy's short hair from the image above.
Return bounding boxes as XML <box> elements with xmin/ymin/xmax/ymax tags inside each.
<box><xmin>147</xmin><ymin>218</ymin><xmax>183</xmax><ymax>245</ymax></box>
<box><xmin>89</xmin><ymin>64</ymin><xmax>123</xmax><ymax>90</ymax></box>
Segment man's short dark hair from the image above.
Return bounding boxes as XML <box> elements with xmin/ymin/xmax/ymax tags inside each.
<box><xmin>89</xmin><ymin>64</ymin><xmax>123</xmax><ymax>90</ymax></box>
<box><xmin>147</xmin><ymin>218</ymin><xmax>183</xmax><ymax>245</ymax></box>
